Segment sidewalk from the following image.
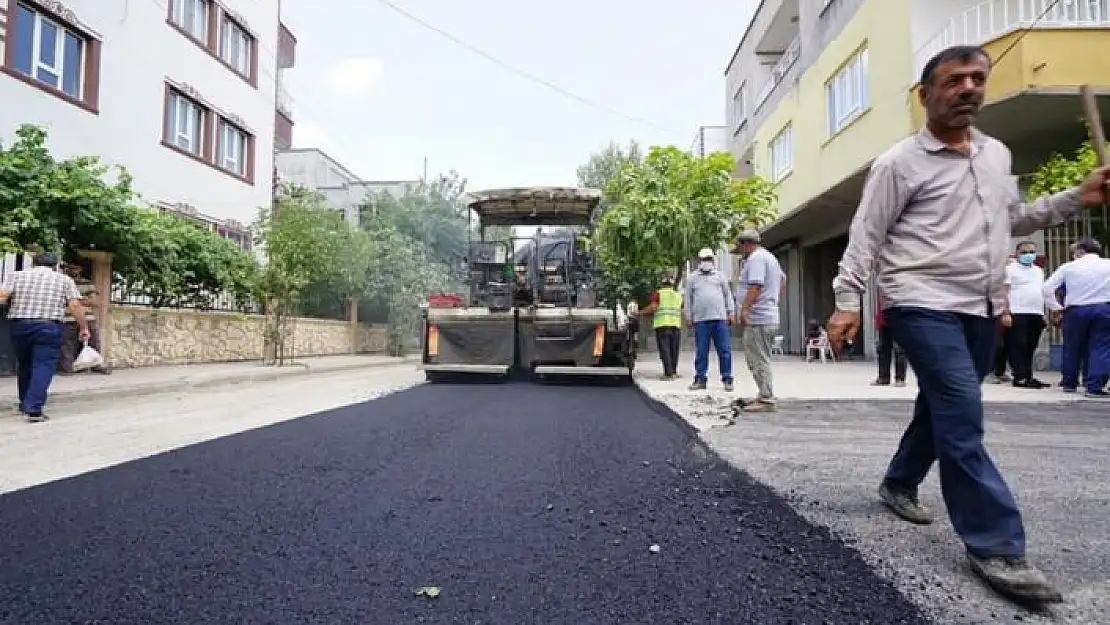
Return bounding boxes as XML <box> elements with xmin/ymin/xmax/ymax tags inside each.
<box><xmin>634</xmin><ymin>353</ymin><xmax>1074</xmax><ymax>426</ymax></box>
<box><xmin>2</xmin><ymin>354</ymin><xmax>420</xmax><ymax>408</ymax></box>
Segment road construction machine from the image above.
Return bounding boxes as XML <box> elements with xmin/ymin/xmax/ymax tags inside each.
<box><xmin>419</xmin><ymin>187</ymin><xmax>637</xmax><ymax>382</ymax></box>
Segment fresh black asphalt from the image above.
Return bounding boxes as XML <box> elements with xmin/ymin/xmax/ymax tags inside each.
<box><xmin>0</xmin><ymin>382</ymin><xmax>931</xmax><ymax>624</ymax></box>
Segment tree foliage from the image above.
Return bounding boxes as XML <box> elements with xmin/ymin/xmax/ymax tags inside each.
<box><xmin>1</xmin><ymin>124</ymin><xmax>257</xmax><ymax>308</ymax></box>
<box><xmin>360</xmin><ymin>172</ymin><xmax>469</xmax><ymax>270</ymax></box>
<box><xmin>576</xmin><ymin>140</ymin><xmax>643</xmax><ymax>213</ymax></box>
<box><xmin>592</xmin><ymin>146</ymin><xmax>777</xmax><ymax>301</ymax></box>
<box><xmin>1027</xmin><ymin>141</ymin><xmax>1105</xmax><ymax>198</ymax></box>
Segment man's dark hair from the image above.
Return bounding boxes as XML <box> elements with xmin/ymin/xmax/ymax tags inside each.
<box><xmin>918</xmin><ymin>45</ymin><xmax>991</xmax><ymax>87</ymax></box>
<box><xmin>31</xmin><ymin>252</ymin><xmax>59</xmax><ymax>267</ymax></box>
<box><xmin>1075</xmin><ymin>237</ymin><xmax>1102</xmax><ymax>255</ymax></box>
<box><xmin>1015</xmin><ymin>240</ymin><xmax>1036</xmax><ymax>252</ymax></box>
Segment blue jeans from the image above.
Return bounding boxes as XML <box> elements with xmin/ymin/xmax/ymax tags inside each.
<box><xmin>883</xmin><ymin>307</ymin><xmax>1025</xmax><ymax>559</ymax></box>
<box><xmin>693</xmin><ymin>319</ymin><xmax>732</xmax><ymax>383</ymax></box>
<box><xmin>10</xmin><ymin>320</ymin><xmax>64</xmax><ymax>415</ymax></box>
<box><xmin>1062</xmin><ymin>304</ymin><xmax>1110</xmax><ymax>393</ymax></box>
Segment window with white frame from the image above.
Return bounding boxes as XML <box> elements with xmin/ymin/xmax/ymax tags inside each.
<box><xmin>731</xmin><ymin>83</ymin><xmax>748</xmax><ymax>131</ymax></box>
<box><xmin>11</xmin><ymin>3</ymin><xmax>86</xmax><ymax>99</ymax></box>
<box><xmin>218</xmin><ymin>120</ymin><xmax>248</xmax><ymax>177</ymax></box>
<box><xmin>826</xmin><ymin>48</ymin><xmax>869</xmax><ymax>135</ymax></box>
<box><xmin>172</xmin><ymin>0</ymin><xmax>209</xmax><ymax>42</ymax></box>
<box><xmin>166</xmin><ymin>90</ymin><xmax>205</xmax><ymax>156</ymax></box>
<box><xmin>220</xmin><ymin>17</ymin><xmax>252</xmax><ymax>76</ymax></box>
<box><xmin>770</xmin><ymin>124</ymin><xmax>793</xmax><ymax>182</ymax></box>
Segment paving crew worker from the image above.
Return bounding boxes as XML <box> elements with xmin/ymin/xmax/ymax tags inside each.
<box><xmin>683</xmin><ymin>248</ymin><xmax>735</xmax><ymax>392</ymax></box>
<box><xmin>0</xmin><ymin>252</ymin><xmax>90</xmax><ymax>422</ymax></box>
<box><xmin>732</xmin><ymin>229</ymin><xmax>782</xmax><ymax>412</ymax></box>
<box><xmin>1043</xmin><ymin>236</ymin><xmax>1110</xmax><ymax>397</ymax></box>
<box><xmin>826</xmin><ymin>44</ymin><xmax>1110</xmax><ymax>604</ymax></box>
<box><xmin>640</xmin><ymin>273</ymin><xmax>683</xmax><ymax>380</ymax></box>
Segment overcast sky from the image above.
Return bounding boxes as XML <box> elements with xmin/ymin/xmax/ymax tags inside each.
<box><xmin>281</xmin><ymin>0</ymin><xmax>757</xmax><ymax>191</ymax></box>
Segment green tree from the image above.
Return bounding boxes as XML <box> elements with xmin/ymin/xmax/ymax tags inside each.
<box><xmin>576</xmin><ymin>140</ymin><xmax>643</xmax><ymax>212</ymax></box>
<box><xmin>360</xmin><ymin>172</ymin><xmax>470</xmax><ymax>272</ymax></box>
<box><xmin>593</xmin><ymin>146</ymin><xmax>777</xmax><ymax>299</ymax></box>
<box><xmin>361</xmin><ymin>221</ymin><xmax>449</xmax><ymax>355</ymax></box>
<box><xmin>1027</xmin><ymin>141</ymin><xmax>1110</xmax><ymax>267</ymax></box>
<box><xmin>254</xmin><ymin>185</ymin><xmax>374</xmax><ymax>363</ymax></box>
<box><xmin>1027</xmin><ymin>142</ymin><xmax>1104</xmax><ymax>197</ymax></box>
<box><xmin>1</xmin><ymin>124</ymin><xmax>257</xmax><ymax>308</ymax></box>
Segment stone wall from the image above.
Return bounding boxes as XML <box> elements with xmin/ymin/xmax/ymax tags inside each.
<box><xmin>108</xmin><ymin>306</ymin><xmax>388</xmax><ymax>368</ymax></box>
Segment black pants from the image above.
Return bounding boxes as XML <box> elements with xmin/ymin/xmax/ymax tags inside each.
<box><xmin>876</xmin><ymin>325</ymin><xmax>907</xmax><ymax>382</ymax></box>
<box><xmin>655</xmin><ymin>326</ymin><xmax>681</xmax><ymax>376</ymax></box>
<box><xmin>993</xmin><ymin>325</ymin><xmax>1011</xmax><ymax>377</ymax></box>
<box><xmin>1007</xmin><ymin>313</ymin><xmax>1045</xmax><ymax>382</ymax></box>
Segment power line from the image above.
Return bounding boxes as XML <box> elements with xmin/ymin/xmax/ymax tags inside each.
<box><xmin>368</xmin><ymin>0</ymin><xmax>684</xmax><ymax>135</ymax></box>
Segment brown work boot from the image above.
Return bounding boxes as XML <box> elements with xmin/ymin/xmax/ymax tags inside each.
<box><xmin>967</xmin><ymin>554</ymin><xmax>1064</xmax><ymax>604</ymax></box>
<box><xmin>878</xmin><ymin>483</ymin><xmax>935</xmax><ymax>525</ymax></box>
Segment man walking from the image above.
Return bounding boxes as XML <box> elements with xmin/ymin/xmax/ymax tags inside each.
<box><xmin>732</xmin><ymin>230</ymin><xmax>781</xmax><ymax>412</ymax></box>
<box><xmin>0</xmin><ymin>252</ymin><xmax>90</xmax><ymax>422</ymax></box>
<box><xmin>826</xmin><ymin>44</ymin><xmax>1110</xmax><ymax>603</ymax></box>
<box><xmin>1004</xmin><ymin>241</ymin><xmax>1048</xmax><ymax>388</ymax></box>
<box><xmin>59</xmin><ymin>258</ymin><xmax>111</xmax><ymax>375</ymax></box>
<box><xmin>872</xmin><ymin>294</ymin><xmax>907</xmax><ymax>387</ymax></box>
<box><xmin>684</xmin><ymin>248</ymin><xmax>735</xmax><ymax>392</ymax></box>
<box><xmin>1043</xmin><ymin>237</ymin><xmax>1110</xmax><ymax>397</ymax></box>
<box><xmin>640</xmin><ymin>274</ymin><xmax>683</xmax><ymax>379</ymax></box>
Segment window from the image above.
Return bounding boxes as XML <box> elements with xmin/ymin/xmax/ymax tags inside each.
<box><xmin>220</xmin><ymin>17</ymin><xmax>252</xmax><ymax>76</ymax></box>
<box><xmin>165</xmin><ymin>89</ymin><xmax>206</xmax><ymax>156</ymax></box>
<box><xmin>172</xmin><ymin>0</ymin><xmax>209</xmax><ymax>42</ymax></box>
<box><xmin>731</xmin><ymin>83</ymin><xmax>748</xmax><ymax>132</ymax></box>
<box><xmin>218</xmin><ymin>119</ymin><xmax>248</xmax><ymax>177</ymax></box>
<box><xmin>162</xmin><ymin>83</ymin><xmax>255</xmax><ymax>182</ymax></box>
<box><xmin>826</xmin><ymin>48</ymin><xmax>869</xmax><ymax>135</ymax></box>
<box><xmin>770</xmin><ymin>124</ymin><xmax>793</xmax><ymax>182</ymax></box>
<box><xmin>7</xmin><ymin>2</ymin><xmax>97</xmax><ymax>105</ymax></box>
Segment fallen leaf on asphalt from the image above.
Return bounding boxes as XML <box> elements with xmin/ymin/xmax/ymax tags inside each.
<box><xmin>414</xmin><ymin>586</ymin><xmax>441</xmax><ymax>598</ymax></box>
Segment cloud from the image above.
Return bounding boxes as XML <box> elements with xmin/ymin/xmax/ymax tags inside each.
<box><xmin>326</xmin><ymin>57</ymin><xmax>384</xmax><ymax>97</ymax></box>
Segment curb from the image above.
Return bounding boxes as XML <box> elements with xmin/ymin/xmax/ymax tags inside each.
<box><xmin>4</xmin><ymin>355</ymin><xmax>421</xmax><ymax>409</ymax></box>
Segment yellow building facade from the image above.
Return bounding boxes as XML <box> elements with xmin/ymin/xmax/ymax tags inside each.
<box><xmin>724</xmin><ymin>0</ymin><xmax>1110</xmax><ymax>355</ymax></box>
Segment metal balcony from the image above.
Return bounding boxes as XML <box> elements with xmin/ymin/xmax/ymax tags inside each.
<box><xmin>915</xmin><ymin>0</ymin><xmax>1110</xmax><ymax>77</ymax></box>
<box><xmin>753</xmin><ymin>37</ymin><xmax>801</xmax><ymax>114</ymax></box>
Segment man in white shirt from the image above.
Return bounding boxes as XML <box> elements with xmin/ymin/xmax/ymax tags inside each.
<box><xmin>1043</xmin><ymin>237</ymin><xmax>1110</xmax><ymax>397</ymax></box>
<box><xmin>1002</xmin><ymin>241</ymin><xmax>1049</xmax><ymax>388</ymax></box>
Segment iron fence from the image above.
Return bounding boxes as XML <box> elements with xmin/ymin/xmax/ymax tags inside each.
<box><xmin>111</xmin><ymin>282</ymin><xmax>262</xmax><ymax>314</ymax></box>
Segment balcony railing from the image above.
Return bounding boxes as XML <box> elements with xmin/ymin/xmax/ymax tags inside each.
<box><xmin>753</xmin><ymin>37</ymin><xmax>801</xmax><ymax>114</ymax></box>
<box><xmin>277</xmin><ymin>83</ymin><xmax>293</xmax><ymax>118</ymax></box>
<box><xmin>915</xmin><ymin>0</ymin><xmax>1110</xmax><ymax>77</ymax></box>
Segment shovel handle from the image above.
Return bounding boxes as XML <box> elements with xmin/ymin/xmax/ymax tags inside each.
<box><xmin>1080</xmin><ymin>85</ymin><xmax>1108</xmax><ymax>167</ymax></box>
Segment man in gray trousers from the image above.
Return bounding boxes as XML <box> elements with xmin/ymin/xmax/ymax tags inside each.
<box><xmin>733</xmin><ymin>230</ymin><xmax>783</xmax><ymax>412</ymax></box>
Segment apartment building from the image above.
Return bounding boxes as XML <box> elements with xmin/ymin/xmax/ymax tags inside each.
<box><xmin>725</xmin><ymin>0</ymin><xmax>1110</xmax><ymax>354</ymax></box>
<box><xmin>275</xmin><ymin>148</ymin><xmax>421</xmax><ymax>226</ymax></box>
<box><xmin>0</xmin><ymin>0</ymin><xmax>298</xmax><ymax>250</ymax></box>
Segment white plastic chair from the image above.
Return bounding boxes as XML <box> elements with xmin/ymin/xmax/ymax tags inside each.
<box><xmin>770</xmin><ymin>335</ymin><xmax>785</xmax><ymax>355</ymax></box>
<box><xmin>805</xmin><ymin>329</ymin><xmax>835</xmax><ymax>363</ymax></box>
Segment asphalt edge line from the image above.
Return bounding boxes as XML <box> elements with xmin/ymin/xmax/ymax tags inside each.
<box><xmin>628</xmin><ymin>377</ymin><xmax>943</xmax><ymax>623</ymax></box>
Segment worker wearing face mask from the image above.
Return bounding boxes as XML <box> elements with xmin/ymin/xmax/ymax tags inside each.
<box><xmin>1001</xmin><ymin>241</ymin><xmax>1049</xmax><ymax>389</ymax></box>
<box><xmin>683</xmin><ymin>248</ymin><xmax>735</xmax><ymax>392</ymax></box>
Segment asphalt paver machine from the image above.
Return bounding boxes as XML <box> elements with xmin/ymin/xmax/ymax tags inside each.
<box><xmin>419</xmin><ymin>187</ymin><xmax>637</xmax><ymax>382</ymax></box>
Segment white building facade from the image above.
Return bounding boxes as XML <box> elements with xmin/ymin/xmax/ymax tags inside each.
<box><xmin>0</xmin><ymin>0</ymin><xmax>297</xmax><ymax>242</ymax></box>
<box><xmin>275</xmin><ymin>148</ymin><xmax>420</xmax><ymax>226</ymax></box>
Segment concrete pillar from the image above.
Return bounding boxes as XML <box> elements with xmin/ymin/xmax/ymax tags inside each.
<box><xmin>79</xmin><ymin>250</ymin><xmax>114</xmax><ymax>360</ymax></box>
<box><xmin>347</xmin><ymin>297</ymin><xmax>359</xmax><ymax>354</ymax></box>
